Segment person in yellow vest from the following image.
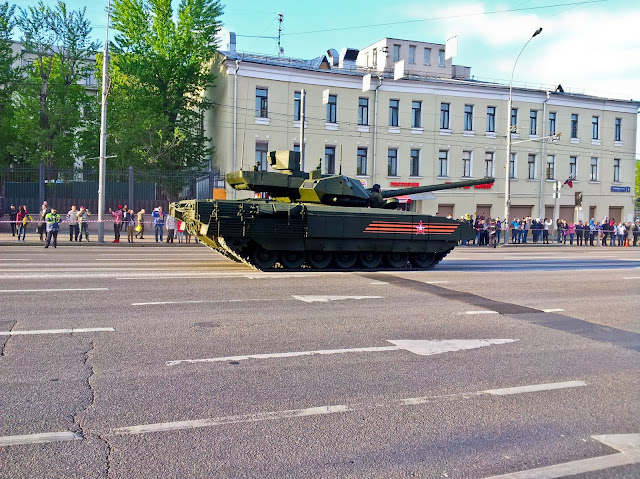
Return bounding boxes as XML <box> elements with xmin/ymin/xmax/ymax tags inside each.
<box><xmin>44</xmin><ymin>209</ymin><xmax>61</xmax><ymax>249</ymax></box>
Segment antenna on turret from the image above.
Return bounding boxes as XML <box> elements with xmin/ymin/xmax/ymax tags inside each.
<box><xmin>277</xmin><ymin>13</ymin><xmax>284</xmax><ymax>56</ymax></box>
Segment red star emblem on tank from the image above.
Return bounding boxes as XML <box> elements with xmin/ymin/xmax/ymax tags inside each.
<box><xmin>415</xmin><ymin>221</ymin><xmax>426</xmax><ymax>234</ymax></box>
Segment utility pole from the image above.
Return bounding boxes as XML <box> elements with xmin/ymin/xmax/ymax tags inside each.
<box><xmin>97</xmin><ymin>0</ymin><xmax>111</xmax><ymax>243</ymax></box>
<box><xmin>277</xmin><ymin>13</ymin><xmax>283</xmax><ymax>56</ymax></box>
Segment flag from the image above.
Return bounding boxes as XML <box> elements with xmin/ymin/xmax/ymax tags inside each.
<box><xmin>563</xmin><ymin>176</ymin><xmax>574</xmax><ymax>188</ymax></box>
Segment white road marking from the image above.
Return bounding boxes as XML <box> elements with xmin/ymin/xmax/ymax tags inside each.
<box><xmin>0</xmin><ymin>287</ymin><xmax>108</xmax><ymax>293</ymax></box>
<box><xmin>482</xmin><ymin>381</ymin><xmax>587</xmax><ymax>396</ymax></box>
<box><xmin>133</xmin><ymin>298</ymin><xmax>274</xmax><ymax>306</ymax></box>
<box><xmin>111</xmin><ymin>379</ymin><xmax>585</xmax><ymax>437</ymax></box>
<box><xmin>113</xmin><ymin>405</ymin><xmax>352</xmax><ymax>436</ymax></box>
<box><xmin>465</xmin><ymin>310</ymin><xmax>499</xmax><ymax>315</ymax></box>
<box><xmin>424</xmin><ymin>280</ymin><xmax>450</xmax><ymax>284</ymax></box>
<box><xmin>0</xmin><ymin>431</ymin><xmax>81</xmax><ymax>446</ymax></box>
<box><xmin>542</xmin><ymin>308</ymin><xmax>565</xmax><ymax>313</ymax></box>
<box><xmin>369</xmin><ymin>281</ymin><xmax>389</xmax><ymax>285</ymax></box>
<box><xmin>167</xmin><ymin>339</ymin><xmax>518</xmax><ymax>366</ymax></box>
<box><xmin>484</xmin><ymin>433</ymin><xmax>640</xmax><ymax>478</ymax></box>
<box><xmin>0</xmin><ymin>327</ymin><xmax>115</xmax><ymax>336</ymax></box>
<box><xmin>292</xmin><ymin>295</ymin><xmax>383</xmax><ymax>303</ymax></box>
<box><xmin>623</xmin><ymin>276</ymin><xmax>640</xmax><ymax>279</ymax></box>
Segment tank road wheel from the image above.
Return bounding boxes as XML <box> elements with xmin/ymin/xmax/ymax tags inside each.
<box><xmin>385</xmin><ymin>251</ymin><xmax>409</xmax><ymax>268</ymax></box>
<box><xmin>249</xmin><ymin>245</ymin><xmax>277</xmax><ymax>270</ymax></box>
<box><xmin>280</xmin><ymin>251</ymin><xmax>305</xmax><ymax>269</ymax></box>
<box><xmin>358</xmin><ymin>251</ymin><xmax>382</xmax><ymax>269</ymax></box>
<box><xmin>307</xmin><ymin>251</ymin><xmax>333</xmax><ymax>269</ymax></box>
<box><xmin>334</xmin><ymin>251</ymin><xmax>357</xmax><ymax>269</ymax></box>
<box><xmin>411</xmin><ymin>252</ymin><xmax>438</xmax><ymax>269</ymax></box>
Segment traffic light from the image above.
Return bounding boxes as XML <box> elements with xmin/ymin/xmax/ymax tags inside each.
<box><xmin>575</xmin><ymin>191</ymin><xmax>583</xmax><ymax>207</ymax></box>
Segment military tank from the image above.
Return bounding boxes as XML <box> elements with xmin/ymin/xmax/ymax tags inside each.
<box><xmin>170</xmin><ymin>150</ymin><xmax>494</xmax><ymax>271</ymax></box>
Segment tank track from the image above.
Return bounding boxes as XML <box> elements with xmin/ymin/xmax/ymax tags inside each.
<box><xmin>196</xmin><ymin>233</ymin><xmax>454</xmax><ymax>272</ymax></box>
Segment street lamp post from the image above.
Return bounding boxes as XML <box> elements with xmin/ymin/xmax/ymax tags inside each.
<box><xmin>504</xmin><ymin>27</ymin><xmax>542</xmax><ymax>243</ymax></box>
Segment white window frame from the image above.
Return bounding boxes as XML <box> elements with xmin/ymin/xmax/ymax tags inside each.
<box><xmin>590</xmin><ymin>157</ymin><xmax>599</xmax><ymax>182</ymax></box>
<box><xmin>410</xmin><ymin>149</ymin><xmax>420</xmax><ymax>177</ymax></box>
<box><xmin>326</xmin><ymin>94</ymin><xmax>337</xmax><ymax>124</ymax></box>
<box><xmin>529</xmin><ymin>110</ymin><xmax>538</xmax><ymax>136</ymax></box>
<box><xmin>357</xmin><ymin>147</ymin><xmax>368</xmax><ymax>176</ymax></box>
<box><xmin>255</xmin><ymin>141</ymin><xmax>269</xmax><ymax>171</ymax></box>
<box><xmin>484</xmin><ymin>151</ymin><xmax>494</xmax><ymax>177</ymax></box>
<box><xmin>527</xmin><ymin>154</ymin><xmax>536</xmax><ymax>180</ymax></box>
<box><xmin>463</xmin><ymin>150</ymin><xmax>472</xmax><ymax>178</ymax></box>
<box><xmin>569</xmin><ymin>156</ymin><xmax>577</xmax><ymax>179</ymax></box>
<box><xmin>256</xmin><ymin>87</ymin><xmax>268</xmax><ymax>118</ymax></box>
<box><xmin>440</xmin><ymin>103</ymin><xmax>450</xmax><ymax>130</ymax></box>
<box><xmin>325</xmin><ymin>146</ymin><xmax>336</xmax><ymax>175</ymax></box>
<box><xmin>411</xmin><ymin>101</ymin><xmax>421</xmax><ymax>128</ymax></box>
<box><xmin>486</xmin><ymin>106</ymin><xmax>496</xmax><ymax>133</ymax></box>
<box><xmin>408</xmin><ymin>45</ymin><xmax>416</xmax><ymax>64</ymax></box>
<box><xmin>438</xmin><ymin>49</ymin><xmax>445</xmax><ymax>66</ymax></box>
<box><xmin>509</xmin><ymin>152</ymin><xmax>517</xmax><ymax>179</ymax></box>
<box><xmin>358</xmin><ymin>97</ymin><xmax>369</xmax><ymax>126</ymax></box>
<box><xmin>592</xmin><ymin>116</ymin><xmax>599</xmax><ymax>140</ymax></box>
<box><xmin>389</xmin><ymin>99</ymin><xmax>399</xmax><ymax>127</ymax></box>
<box><xmin>423</xmin><ymin>48</ymin><xmax>431</xmax><ymax>65</ymax></box>
<box><xmin>549</xmin><ymin>112</ymin><xmax>556</xmax><ymax>135</ymax></box>
<box><xmin>393</xmin><ymin>44</ymin><xmax>401</xmax><ymax>63</ymax></box>
<box><xmin>464</xmin><ymin>105</ymin><xmax>473</xmax><ymax>131</ymax></box>
<box><xmin>546</xmin><ymin>155</ymin><xmax>556</xmax><ymax>180</ymax></box>
<box><xmin>388</xmin><ymin>149</ymin><xmax>398</xmax><ymax>176</ymax></box>
<box><xmin>438</xmin><ymin>150</ymin><xmax>449</xmax><ymax>177</ymax></box>
<box><xmin>613</xmin><ymin>158</ymin><xmax>620</xmax><ymax>182</ymax></box>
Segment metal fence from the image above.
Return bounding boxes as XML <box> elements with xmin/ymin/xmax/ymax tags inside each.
<box><xmin>0</xmin><ymin>164</ymin><xmax>225</xmax><ymax>216</ymax></box>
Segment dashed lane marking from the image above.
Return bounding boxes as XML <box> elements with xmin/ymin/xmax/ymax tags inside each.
<box><xmin>0</xmin><ymin>327</ymin><xmax>114</xmax><ymax>336</ymax></box>
<box><xmin>0</xmin><ymin>288</ymin><xmax>108</xmax><ymax>293</ymax></box>
<box><xmin>465</xmin><ymin>310</ymin><xmax>499</xmax><ymax>315</ymax></box>
<box><xmin>0</xmin><ymin>431</ymin><xmax>81</xmax><ymax>446</ymax></box>
<box><xmin>542</xmin><ymin>308</ymin><xmax>565</xmax><ymax>313</ymax></box>
<box><xmin>110</xmin><ymin>379</ymin><xmax>586</xmax><ymax>437</ymax></box>
<box><xmin>292</xmin><ymin>295</ymin><xmax>383</xmax><ymax>303</ymax></box>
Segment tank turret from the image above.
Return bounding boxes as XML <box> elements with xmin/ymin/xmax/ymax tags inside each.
<box><xmin>226</xmin><ymin>150</ymin><xmax>495</xmax><ymax>208</ymax></box>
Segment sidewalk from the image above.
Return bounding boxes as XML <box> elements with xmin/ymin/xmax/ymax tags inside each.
<box><xmin>0</xmin><ymin>226</ymin><xmax>199</xmax><ymax>247</ymax></box>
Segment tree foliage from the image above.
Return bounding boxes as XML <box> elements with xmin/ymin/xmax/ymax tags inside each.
<box><xmin>106</xmin><ymin>0</ymin><xmax>222</xmax><ymax>171</ymax></box>
<box><xmin>0</xmin><ymin>2</ymin><xmax>22</xmax><ymax>168</ymax></box>
<box><xmin>10</xmin><ymin>1</ymin><xmax>100</xmax><ymax>168</ymax></box>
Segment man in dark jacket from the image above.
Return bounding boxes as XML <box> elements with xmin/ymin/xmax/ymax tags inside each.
<box><xmin>9</xmin><ymin>205</ymin><xmax>17</xmax><ymax>236</ymax></box>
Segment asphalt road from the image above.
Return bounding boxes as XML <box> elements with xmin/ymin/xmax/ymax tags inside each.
<box><xmin>1</xmin><ymin>244</ymin><xmax>639</xmax><ymax>478</ymax></box>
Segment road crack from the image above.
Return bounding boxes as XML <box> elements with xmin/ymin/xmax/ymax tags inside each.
<box><xmin>71</xmin><ymin>337</ymin><xmax>112</xmax><ymax>477</ymax></box>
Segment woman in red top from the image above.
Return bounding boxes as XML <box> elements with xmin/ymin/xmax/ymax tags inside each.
<box><xmin>16</xmin><ymin>205</ymin><xmax>28</xmax><ymax>242</ymax></box>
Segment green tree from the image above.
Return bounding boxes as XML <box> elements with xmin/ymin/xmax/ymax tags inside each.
<box><xmin>0</xmin><ymin>2</ymin><xmax>23</xmax><ymax>168</ymax></box>
<box><xmin>13</xmin><ymin>1</ymin><xmax>100</xmax><ymax>168</ymax></box>
<box><xmin>107</xmin><ymin>0</ymin><xmax>222</xmax><ymax>173</ymax></box>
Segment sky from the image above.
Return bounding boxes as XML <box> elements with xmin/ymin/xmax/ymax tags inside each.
<box><xmin>12</xmin><ymin>0</ymin><xmax>640</xmax><ymax>103</ymax></box>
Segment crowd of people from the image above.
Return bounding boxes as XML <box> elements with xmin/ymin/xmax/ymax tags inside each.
<box><xmin>7</xmin><ymin>202</ymin><xmax>196</xmax><ymax>247</ymax></box>
<box><xmin>459</xmin><ymin>213</ymin><xmax>640</xmax><ymax>247</ymax></box>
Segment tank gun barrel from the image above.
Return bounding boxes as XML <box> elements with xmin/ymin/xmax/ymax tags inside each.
<box><xmin>380</xmin><ymin>177</ymin><xmax>495</xmax><ymax>198</ymax></box>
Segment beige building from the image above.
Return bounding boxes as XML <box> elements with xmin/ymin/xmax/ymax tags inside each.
<box><xmin>206</xmin><ymin>35</ymin><xmax>638</xmax><ymax>223</ymax></box>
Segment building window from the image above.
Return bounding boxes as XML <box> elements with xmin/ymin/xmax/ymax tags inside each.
<box><xmin>529</xmin><ymin>110</ymin><xmax>538</xmax><ymax>135</ymax></box>
<box><xmin>325</xmin><ymin>146</ymin><xmax>336</xmax><ymax>175</ymax></box>
<box><xmin>357</xmin><ymin>148</ymin><xmax>368</xmax><ymax>176</ymax></box>
<box><xmin>440</xmin><ymin>103</ymin><xmax>450</xmax><ymax>129</ymax></box>
<box><xmin>424</xmin><ymin>48</ymin><xmax>431</xmax><ymax>65</ymax></box>
<box><xmin>411</xmin><ymin>101</ymin><xmax>421</xmax><ymax>128</ymax></box>
<box><xmin>393</xmin><ymin>44</ymin><xmax>401</xmax><ymax>62</ymax></box>
<box><xmin>372</xmin><ymin>48</ymin><xmax>377</xmax><ymax>68</ymax></box>
<box><xmin>569</xmin><ymin>156</ymin><xmax>577</xmax><ymax>178</ymax></box>
<box><xmin>546</xmin><ymin>155</ymin><xmax>555</xmax><ymax>180</ymax></box>
<box><xmin>438</xmin><ymin>49</ymin><xmax>445</xmax><ymax>66</ymax></box>
<box><xmin>486</xmin><ymin>106</ymin><xmax>496</xmax><ymax>133</ymax></box>
<box><xmin>410</xmin><ymin>149</ymin><xmax>420</xmax><ymax>177</ymax></box>
<box><xmin>358</xmin><ymin>97</ymin><xmax>369</xmax><ymax>126</ymax></box>
<box><xmin>463</xmin><ymin>150</ymin><xmax>472</xmax><ymax>178</ymax></box>
<box><xmin>528</xmin><ymin>154</ymin><xmax>536</xmax><ymax>179</ymax></box>
<box><xmin>464</xmin><ymin>105</ymin><xmax>473</xmax><ymax>131</ymax></box>
<box><xmin>294</xmin><ymin>91</ymin><xmax>301</xmax><ymax>121</ymax></box>
<box><xmin>511</xmin><ymin>108</ymin><xmax>518</xmax><ymax>130</ymax></box>
<box><xmin>438</xmin><ymin>150</ymin><xmax>449</xmax><ymax>177</ymax></box>
<box><xmin>389</xmin><ymin>99</ymin><xmax>399</xmax><ymax>127</ymax></box>
<box><xmin>614</xmin><ymin>118</ymin><xmax>621</xmax><ymax>141</ymax></box>
<box><xmin>613</xmin><ymin>158</ymin><xmax>620</xmax><ymax>182</ymax></box>
<box><xmin>484</xmin><ymin>152</ymin><xmax>494</xmax><ymax>177</ymax></box>
<box><xmin>256</xmin><ymin>87</ymin><xmax>268</xmax><ymax>118</ymax></box>
<box><xmin>255</xmin><ymin>142</ymin><xmax>268</xmax><ymax>170</ymax></box>
<box><xmin>590</xmin><ymin>157</ymin><xmax>598</xmax><ymax>181</ymax></box>
<box><xmin>326</xmin><ymin>94</ymin><xmax>337</xmax><ymax>123</ymax></box>
<box><xmin>571</xmin><ymin>114</ymin><xmax>578</xmax><ymax>138</ymax></box>
<box><xmin>409</xmin><ymin>45</ymin><xmax>416</xmax><ymax>64</ymax></box>
<box><xmin>509</xmin><ymin>152</ymin><xmax>517</xmax><ymax>179</ymax></box>
<box><xmin>549</xmin><ymin>112</ymin><xmax>556</xmax><ymax>135</ymax></box>
<box><xmin>592</xmin><ymin>116</ymin><xmax>599</xmax><ymax>139</ymax></box>
<box><xmin>388</xmin><ymin>149</ymin><xmax>398</xmax><ymax>176</ymax></box>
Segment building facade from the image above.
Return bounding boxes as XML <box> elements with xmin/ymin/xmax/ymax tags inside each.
<box><xmin>205</xmin><ymin>36</ymin><xmax>638</xmax><ymax>223</ymax></box>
